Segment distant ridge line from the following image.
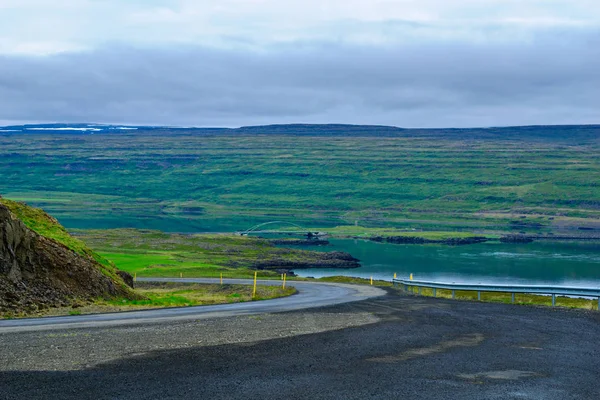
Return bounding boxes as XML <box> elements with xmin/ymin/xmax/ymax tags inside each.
<box><xmin>1</xmin><ymin>122</ymin><xmax>599</xmax><ymax>140</ymax></box>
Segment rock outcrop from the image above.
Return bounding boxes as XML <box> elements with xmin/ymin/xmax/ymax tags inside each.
<box><xmin>499</xmin><ymin>235</ymin><xmax>534</xmax><ymax>243</ymax></box>
<box><xmin>243</xmin><ymin>251</ymin><xmax>361</xmax><ymax>270</ymax></box>
<box><xmin>0</xmin><ymin>198</ymin><xmax>137</xmax><ymax>314</ymax></box>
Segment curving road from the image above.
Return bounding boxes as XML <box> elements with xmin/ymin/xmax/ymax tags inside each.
<box><xmin>0</xmin><ymin>278</ymin><xmax>386</xmax><ymax>333</ymax></box>
<box><xmin>2</xmin><ymin>279</ymin><xmax>599</xmax><ymax>399</ymax></box>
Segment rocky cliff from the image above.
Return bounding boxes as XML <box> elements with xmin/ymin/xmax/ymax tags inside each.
<box><xmin>0</xmin><ymin>197</ymin><xmax>137</xmax><ymax>315</ymax></box>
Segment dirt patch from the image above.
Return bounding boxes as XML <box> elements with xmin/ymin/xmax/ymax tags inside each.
<box><xmin>458</xmin><ymin>370</ymin><xmax>543</xmax><ymax>380</ymax></box>
<box><xmin>368</xmin><ymin>333</ymin><xmax>484</xmax><ymax>363</ymax></box>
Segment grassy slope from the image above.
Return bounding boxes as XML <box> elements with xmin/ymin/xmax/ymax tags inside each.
<box><xmin>0</xmin><ymin>131</ymin><xmax>598</xmax><ymax>235</ymax></box>
<box><xmin>0</xmin><ymin>197</ymin><xmax>125</xmax><ymax>281</ymax></box>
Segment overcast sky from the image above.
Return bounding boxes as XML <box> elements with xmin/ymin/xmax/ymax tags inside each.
<box><xmin>1</xmin><ymin>0</ymin><xmax>599</xmax><ymax>128</ymax></box>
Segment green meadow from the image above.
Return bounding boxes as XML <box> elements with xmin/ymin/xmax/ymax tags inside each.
<box><xmin>75</xmin><ymin>229</ymin><xmax>351</xmax><ymax>279</ymax></box>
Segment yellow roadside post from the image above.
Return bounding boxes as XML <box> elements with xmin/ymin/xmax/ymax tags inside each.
<box><xmin>220</xmin><ymin>273</ymin><xmax>223</xmax><ymax>285</ymax></box>
<box><xmin>252</xmin><ymin>271</ymin><xmax>257</xmax><ymax>298</ymax></box>
<box><xmin>393</xmin><ymin>272</ymin><xmax>397</xmax><ymax>279</ymax></box>
<box><xmin>283</xmin><ymin>273</ymin><xmax>287</xmax><ymax>289</ymax></box>
<box><xmin>180</xmin><ymin>272</ymin><xmax>183</xmax><ymax>279</ymax></box>
<box><xmin>134</xmin><ymin>272</ymin><xmax>137</xmax><ymax>283</ymax></box>
<box><xmin>370</xmin><ymin>276</ymin><xmax>373</xmax><ymax>285</ymax></box>
<box><xmin>410</xmin><ymin>273</ymin><xmax>413</xmax><ymax>281</ymax></box>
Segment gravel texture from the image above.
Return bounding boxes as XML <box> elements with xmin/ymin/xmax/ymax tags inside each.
<box><xmin>1</xmin><ymin>289</ymin><xmax>600</xmax><ymax>400</ymax></box>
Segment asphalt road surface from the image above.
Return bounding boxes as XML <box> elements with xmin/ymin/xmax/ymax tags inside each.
<box><xmin>1</xmin><ymin>283</ymin><xmax>599</xmax><ymax>399</ymax></box>
<box><xmin>0</xmin><ymin>278</ymin><xmax>386</xmax><ymax>333</ymax></box>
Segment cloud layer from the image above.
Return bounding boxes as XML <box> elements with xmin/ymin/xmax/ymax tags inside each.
<box><xmin>0</xmin><ymin>1</ymin><xmax>599</xmax><ymax>127</ymax></box>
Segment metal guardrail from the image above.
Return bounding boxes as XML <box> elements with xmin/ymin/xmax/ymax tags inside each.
<box><xmin>392</xmin><ymin>278</ymin><xmax>600</xmax><ymax>310</ymax></box>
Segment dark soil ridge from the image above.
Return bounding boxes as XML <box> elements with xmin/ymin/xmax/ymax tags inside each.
<box><xmin>527</xmin><ymin>235</ymin><xmax>600</xmax><ymax>240</ymax></box>
<box><xmin>246</xmin><ymin>251</ymin><xmax>361</xmax><ymax>270</ymax></box>
<box><xmin>0</xmin><ymin>199</ymin><xmax>137</xmax><ymax>315</ymax></box>
<box><xmin>268</xmin><ymin>239</ymin><xmax>330</xmax><ymax>246</ymax></box>
<box><xmin>368</xmin><ymin>236</ymin><xmax>489</xmax><ymax>245</ymax></box>
<box><xmin>368</xmin><ymin>234</ymin><xmax>600</xmax><ymax>245</ymax></box>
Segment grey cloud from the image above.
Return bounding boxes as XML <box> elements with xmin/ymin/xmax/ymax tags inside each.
<box><xmin>0</xmin><ymin>29</ymin><xmax>599</xmax><ymax>127</ymax></box>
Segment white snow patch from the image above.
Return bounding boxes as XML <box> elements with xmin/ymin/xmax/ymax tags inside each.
<box><xmin>25</xmin><ymin>127</ymin><xmax>103</xmax><ymax>131</ymax></box>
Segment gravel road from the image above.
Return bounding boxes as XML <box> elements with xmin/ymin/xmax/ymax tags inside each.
<box><xmin>1</xmin><ymin>286</ymin><xmax>599</xmax><ymax>399</ymax></box>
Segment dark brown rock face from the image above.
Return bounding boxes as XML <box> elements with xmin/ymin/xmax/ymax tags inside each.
<box><xmin>0</xmin><ymin>204</ymin><xmax>134</xmax><ymax>314</ymax></box>
<box><xmin>499</xmin><ymin>235</ymin><xmax>534</xmax><ymax>243</ymax></box>
<box><xmin>117</xmin><ymin>270</ymin><xmax>135</xmax><ymax>288</ymax></box>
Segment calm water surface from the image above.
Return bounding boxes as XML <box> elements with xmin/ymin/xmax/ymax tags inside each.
<box><xmin>294</xmin><ymin>239</ymin><xmax>600</xmax><ymax>287</ymax></box>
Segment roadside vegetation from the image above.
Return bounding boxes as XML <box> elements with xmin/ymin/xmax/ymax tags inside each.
<box><xmin>3</xmin><ymin>282</ymin><xmax>296</xmax><ymax>319</ymax></box>
<box><xmin>398</xmin><ymin>286</ymin><xmax>600</xmax><ymax>311</ymax></box>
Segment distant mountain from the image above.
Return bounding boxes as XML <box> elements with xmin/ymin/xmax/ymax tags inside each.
<box><xmin>236</xmin><ymin>124</ymin><xmax>406</xmax><ymax>136</ymax></box>
<box><xmin>1</xmin><ymin>122</ymin><xmax>598</xmax><ymax>140</ymax></box>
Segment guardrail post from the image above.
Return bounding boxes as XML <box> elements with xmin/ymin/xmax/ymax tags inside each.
<box><xmin>452</xmin><ymin>290</ymin><xmax>455</xmax><ymax>299</ymax></box>
<box><xmin>552</xmin><ymin>294</ymin><xmax>556</xmax><ymax>307</ymax></box>
<box><xmin>477</xmin><ymin>291</ymin><xmax>481</xmax><ymax>301</ymax></box>
<box><xmin>511</xmin><ymin>293</ymin><xmax>515</xmax><ymax>304</ymax></box>
<box><xmin>433</xmin><ymin>288</ymin><xmax>436</xmax><ymax>297</ymax></box>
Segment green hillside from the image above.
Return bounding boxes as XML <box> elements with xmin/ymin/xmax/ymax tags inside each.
<box><xmin>1</xmin><ymin>125</ymin><xmax>598</xmax><ymax>235</ymax></box>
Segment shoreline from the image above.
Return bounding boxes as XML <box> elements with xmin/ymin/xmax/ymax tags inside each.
<box><xmin>329</xmin><ymin>234</ymin><xmax>600</xmax><ymax>246</ymax></box>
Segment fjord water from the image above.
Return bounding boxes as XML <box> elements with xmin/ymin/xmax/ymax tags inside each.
<box><xmin>294</xmin><ymin>239</ymin><xmax>600</xmax><ymax>287</ymax></box>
